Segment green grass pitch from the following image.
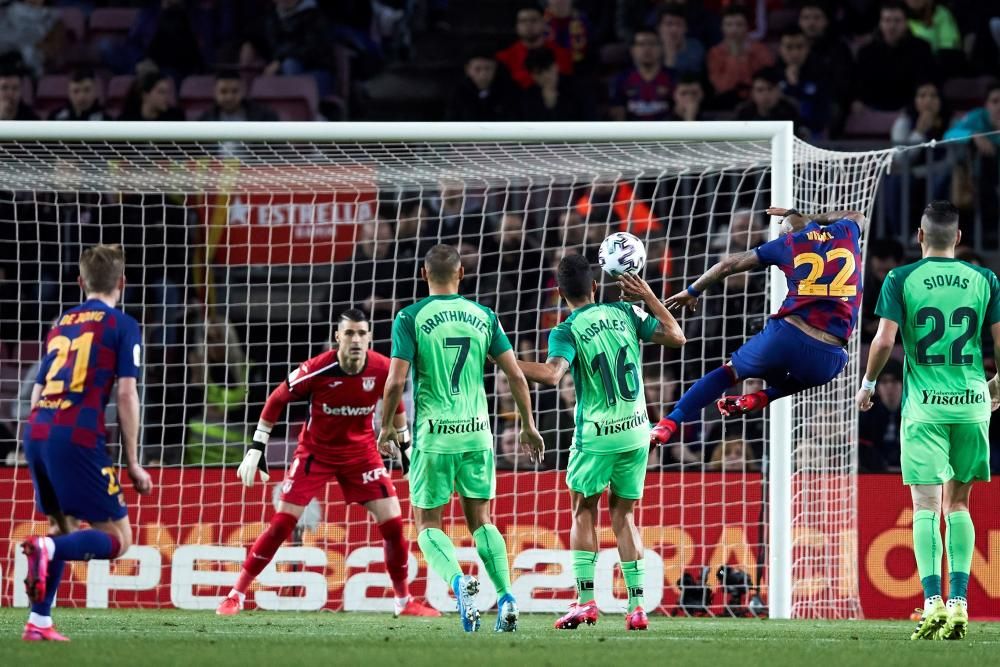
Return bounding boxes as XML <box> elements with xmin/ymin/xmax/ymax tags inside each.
<box><xmin>1</xmin><ymin>609</ymin><xmax>999</xmax><ymax>667</ymax></box>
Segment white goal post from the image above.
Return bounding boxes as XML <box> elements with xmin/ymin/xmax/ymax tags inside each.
<box><xmin>0</xmin><ymin>121</ymin><xmax>892</xmax><ymax>620</ymax></box>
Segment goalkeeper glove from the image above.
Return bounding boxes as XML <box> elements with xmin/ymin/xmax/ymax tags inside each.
<box><xmin>238</xmin><ymin>424</ymin><xmax>272</xmax><ymax>487</ymax></box>
<box><xmin>398</xmin><ymin>426</ymin><xmax>412</xmax><ymax>479</ymax></box>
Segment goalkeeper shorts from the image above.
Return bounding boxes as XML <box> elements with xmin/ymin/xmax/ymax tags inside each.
<box><xmin>900</xmin><ymin>418</ymin><xmax>991</xmax><ymax>486</ymax></box>
<box><xmin>566</xmin><ymin>446</ymin><xmax>648</xmax><ymax>500</ymax></box>
<box><xmin>408</xmin><ymin>448</ymin><xmax>495</xmax><ymax>509</ymax></box>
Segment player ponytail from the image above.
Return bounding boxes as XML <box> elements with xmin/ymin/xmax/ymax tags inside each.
<box><xmin>80</xmin><ymin>244</ymin><xmax>126</xmax><ymax>295</ymax></box>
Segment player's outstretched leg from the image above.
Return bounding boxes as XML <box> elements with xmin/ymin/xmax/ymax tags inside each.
<box><xmin>417</xmin><ymin>526</ymin><xmax>479</xmax><ymax>631</ymax></box>
<box><xmin>218</xmin><ymin>511</ymin><xmax>298</xmax><ymax>616</ymax></box>
<box><xmin>651</xmin><ymin>365</ymin><xmax>738</xmax><ymax>445</ymax></box>
<box><xmin>21</xmin><ymin>537</ymin><xmax>69</xmax><ymax>641</ymax></box>
<box><xmin>716</xmin><ymin>371</ymin><xmax>812</xmax><ymax>417</ymax></box>
<box><xmin>472</xmin><ymin>523</ymin><xmax>517</xmax><ymax>632</ymax></box>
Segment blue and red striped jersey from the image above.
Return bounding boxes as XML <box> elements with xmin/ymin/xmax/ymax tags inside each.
<box><xmin>29</xmin><ymin>299</ymin><xmax>142</xmax><ymax>447</ymax></box>
<box><xmin>609</xmin><ymin>67</ymin><xmax>673</xmax><ymax>121</ymax></box>
<box><xmin>754</xmin><ymin>218</ymin><xmax>863</xmax><ymax>341</ymax></box>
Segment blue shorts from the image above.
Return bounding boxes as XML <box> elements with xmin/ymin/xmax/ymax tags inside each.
<box><xmin>24</xmin><ymin>426</ymin><xmax>128</xmax><ymax>523</ymax></box>
<box><xmin>730</xmin><ymin>319</ymin><xmax>848</xmax><ymax>387</ymax></box>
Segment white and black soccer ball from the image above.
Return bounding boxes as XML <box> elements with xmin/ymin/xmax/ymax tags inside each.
<box><xmin>598</xmin><ymin>232</ymin><xmax>647</xmax><ymax>277</ymax></box>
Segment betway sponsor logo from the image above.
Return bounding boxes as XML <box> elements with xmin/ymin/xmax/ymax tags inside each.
<box><xmin>593</xmin><ymin>411</ymin><xmax>649</xmax><ymax>437</ymax></box>
<box><xmin>426</xmin><ymin>417</ymin><xmax>490</xmax><ymax>435</ymax></box>
<box><xmin>920</xmin><ymin>389</ymin><xmax>986</xmax><ymax>406</ymax></box>
<box><xmin>322</xmin><ymin>403</ymin><xmax>376</xmax><ymax>416</ymax></box>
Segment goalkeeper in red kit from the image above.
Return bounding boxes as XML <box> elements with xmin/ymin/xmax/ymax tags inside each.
<box><xmin>217</xmin><ymin>309</ymin><xmax>439</xmax><ymax>617</ymax></box>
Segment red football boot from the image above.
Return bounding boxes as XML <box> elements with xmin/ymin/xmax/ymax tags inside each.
<box><xmin>21</xmin><ymin>537</ymin><xmax>50</xmax><ymax>605</ymax></box>
<box><xmin>717</xmin><ymin>391</ymin><xmax>769</xmax><ymax>417</ymax></box>
<box><xmin>216</xmin><ymin>593</ymin><xmax>243</xmax><ymax>616</ymax></box>
<box><xmin>554</xmin><ymin>601</ymin><xmax>599</xmax><ymax>629</ymax></box>
<box><xmin>625</xmin><ymin>606</ymin><xmax>649</xmax><ymax>631</ymax></box>
<box><xmin>395</xmin><ymin>597</ymin><xmax>442</xmax><ymax>617</ymax></box>
<box><xmin>22</xmin><ymin>623</ymin><xmax>69</xmax><ymax>641</ymax></box>
<box><xmin>649</xmin><ymin>418</ymin><xmax>678</xmax><ymax>446</ymax></box>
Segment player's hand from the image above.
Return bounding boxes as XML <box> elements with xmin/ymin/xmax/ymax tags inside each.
<box><xmin>665</xmin><ymin>291</ymin><xmax>699</xmax><ymax>313</ymax></box>
<box><xmin>519</xmin><ymin>425</ymin><xmax>545</xmax><ymax>464</ymax></box>
<box><xmin>989</xmin><ymin>375</ymin><xmax>1000</xmax><ymax>412</ymax></box>
<box><xmin>855</xmin><ymin>387</ymin><xmax>874</xmax><ymax>412</ymax></box>
<box><xmin>377</xmin><ymin>425</ymin><xmax>401</xmax><ymax>457</ymax></box>
<box><xmin>617</xmin><ymin>272</ymin><xmax>655</xmax><ymax>304</ymax></box>
<box><xmin>128</xmin><ymin>462</ymin><xmax>153</xmax><ymax>495</ymax></box>
<box><xmin>237</xmin><ymin>447</ymin><xmax>270</xmax><ymax>487</ymax></box>
<box><xmin>765</xmin><ymin>207</ymin><xmax>794</xmax><ymax>218</ymax></box>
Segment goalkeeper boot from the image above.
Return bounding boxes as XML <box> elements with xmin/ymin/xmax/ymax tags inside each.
<box><xmin>650</xmin><ymin>418</ymin><xmax>678</xmax><ymax>446</ymax></box>
<box><xmin>216</xmin><ymin>593</ymin><xmax>243</xmax><ymax>616</ymax></box>
<box><xmin>910</xmin><ymin>596</ymin><xmax>947</xmax><ymax>640</ymax></box>
<box><xmin>452</xmin><ymin>574</ymin><xmax>481</xmax><ymax>632</ymax></box>
<box><xmin>21</xmin><ymin>537</ymin><xmax>50</xmax><ymax>605</ymax></box>
<box><xmin>395</xmin><ymin>597</ymin><xmax>441</xmax><ymax>617</ymax></box>
<box><xmin>495</xmin><ymin>594</ymin><xmax>519</xmax><ymax>632</ymax></box>
<box><xmin>938</xmin><ymin>598</ymin><xmax>969</xmax><ymax>640</ymax></box>
<box><xmin>554</xmin><ymin>601</ymin><xmax>599</xmax><ymax>629</ymax></box>
<box><xmin>22</xmin><ymin>623</ymin><xmax>69</xmax><ymax>642</ymax></box>
<box><xmin>626</xmin><ymin>606</ymin><xmax>649</xmax><ymax>631</ymax></box>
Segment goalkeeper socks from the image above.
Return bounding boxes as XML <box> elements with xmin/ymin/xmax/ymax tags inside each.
<box><xmin>573</xmin><ymin>550</ymin><xmax>597</xmax><ymax>604</ymax></box>
<box><xmin>621</xmin><ymin>560</ymin><xmax>645</xmax><ymax>612</ymax></box>
<box><xmin>912</xmin><ymin>509</ymin><xmax>943</xmax><ymax>599</ymax></box>
<box><xmin>29</xmin><ymin>559</ymin><xmax>65</xmax><ymax>618</ymax></box>
<box><xmin>378</xmin><ymin>516</ymin><xmax>410</xmax><ymax>599</ymax></box>
<box><xmin>417</xmin><ymin>528</ymin><xmax>463</xmax><ymax>585</ymax></box>
<box><xmin>946</xmin><ymin>511</ymin><xmax>974</xmax><ymax>600</ymax></box>
<box><xmin>473</xmin><ymin>524</ymin><xmax>512</xmax><ymax>598</ymax></box>
<box><xmin>667</xmin><ymin>365</ymin><xmax>737</xmax><ymax>424</ymax></box>
<box><xmin>51</xmin><ymin>530</ymin><xmax>121</xmax><ymax>561</ymax></box>
<box><xmin>233</xmin><ymin>511</ymin><xmax>298</xmax><ymax>595</ymax></box>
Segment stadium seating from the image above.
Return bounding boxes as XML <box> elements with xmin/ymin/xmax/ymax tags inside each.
<box><xmin>105</xmin><ymin>75</ymin><xmax>134</xmax><ymax>118</ymax></box>
<box><xmin>943</xmin><ymin>76</ymin><xmax>996</xmax><ymax>113</ymax></box>
<box><xmin>88</xmin><ymin>7</ymin><xmax>138</xmax><ymax>45</ymax></box>
<box><xmin>249</xmin><ymin>76</ymin><xmax>319</xmax><ymax>122</ymax></box>
<box><xmin>843</xmin><ymin>107</ymin><xmax>900</xmax><ymax>139</ymax></box>
<box><xmin>178</xmin><ymin>76</ymin><xmax>217</xmax><ymax>120</ymax></box>
<box><xmin>58</xmin><ymin>7</ymin><xmax>87</xmax><ymax>44</ymax></box>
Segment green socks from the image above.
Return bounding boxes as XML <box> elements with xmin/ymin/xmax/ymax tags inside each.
<box><xmin>473</xmin><ymin>524</ymin><xmax>512</xmax><ymax>598</ymax></box>
<box><xmin>912</xmin><ymin>509</ymin><xmax>942</xmax><ymax>599</ymax></box>
<box><xmin>417</xmin><ymin>528</ymin><xmax>463</xmax><ymax>585</ymax></box>
<box><xmin>573</xmin><ymin>550</ymin><xmax>597</xmax><ymax>604</ymax></box>
<box><xmin>946</xmin><ymin>510</ymin><xmax>974</xmax><ymax>600</ymax></box>
<box><xmin>621</xmin><ymin>559</ymin><xmax>645</xmax><ymax>612</ymax></box>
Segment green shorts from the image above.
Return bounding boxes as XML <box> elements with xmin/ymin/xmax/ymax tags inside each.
<box><xmin>565</xmin><ymin>447</ymin><xmax>648</xmax><ymax>500</ymax></box>
<box><xmin>409</xmin><ymin>448</ymin><xmax>496</xmax><ymax>509</ymax></box>
<box><xmin>901</xmin><ymin>418</ymin><xmax>991</xmax><ymax>485</ymax></box>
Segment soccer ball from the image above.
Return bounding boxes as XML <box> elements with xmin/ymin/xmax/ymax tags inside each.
<box><xmin>598</xmin><ymin>232</ymin><xmax>646</xmax><ymax>277</ymax></box>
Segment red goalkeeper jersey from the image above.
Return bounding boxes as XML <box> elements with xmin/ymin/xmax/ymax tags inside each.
<box><xmin>282</xmin><ymin>349</ymin><xmax>402</xmax><ymax>467</ymax></box>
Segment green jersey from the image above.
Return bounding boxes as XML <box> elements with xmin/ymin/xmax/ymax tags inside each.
<box><xmin>876</xmin><ymin>257</ymin><xmax>1000</xmax><ymax>423</ymax></box>
<box><xmin>391</xmin><ymin>294</ymin><xmax>512</xmax><ymax>453</ymax></box>
<box><xmin>547</xmin><ymin>301</ymin><xmax>659</xmax><ymax>454</ymax></box>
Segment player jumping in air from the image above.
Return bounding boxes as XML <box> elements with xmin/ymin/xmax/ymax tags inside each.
<box><xmin>517</xmin><ymin>256</ymin><xmax>685</xmax><ymax>631</ymax></box>
<box><xmin>218</xmin><ymin>308</ymin><xmax>439</xmax><ymax>618</ymax></box>
<box><xmin>378</xmin><ymin>244</ymin><xmax>544</xmax><ymax>633</ymax></box>
<box><xmin>20</xmin><ymin>244</ymin><xmax>153</xmax><ymax>641</ymax></box>
<box><xmin>650</xmin><ymin>206</ymin><xmax>866</xmax><ymax>444</ymax></box>
<box><xmin>857</xmin><ymin>201</ymin><xmax>1000</xmax><ymax>641</ymax></box>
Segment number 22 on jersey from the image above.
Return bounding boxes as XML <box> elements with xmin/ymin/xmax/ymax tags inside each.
<box><xmin>42</xmin><ymin>332</ymin><xmax>94</xmax><ymax>396</ymax></box>
<box><xmin>794</xmin><ymin>248</ymin><xmax>857</xmax><ymax>297</ymax></box>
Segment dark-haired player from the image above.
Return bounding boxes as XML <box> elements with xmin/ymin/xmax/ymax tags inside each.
<box><xmin>518</xmin><ymin>255</ymin><xmax>685</xmax><ymax>631</ymax></box>
<box><xmin>21</xmin><ymin>244</ymin><xmax>152</xmax><ymax>641</ymax></box>
<box><xmin>650</xmin><ymin>206</ymin><xmax>866</xmax><ymax>443</ymax></box>
<box><xmin>218</xmin><ymin>309</ymin><xmax>438</xmax><ymax>618</ymax></box>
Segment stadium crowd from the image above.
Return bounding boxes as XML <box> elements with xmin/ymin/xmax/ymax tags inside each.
<box><xmin>1</xmin><ymin>0</ymin><xmax>999</xmax><ymax>477</ymax></box>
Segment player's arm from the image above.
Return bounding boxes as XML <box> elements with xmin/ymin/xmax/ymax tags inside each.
<box><xmin>377</xmin><ymin>357</ymin><xmax>410</xmax><ymax>455</ymax></box>
<box><xmin>518</xmin><ymin>356</ymin><xmax>570</xmax><ymax>387</ymax></box>
<box><xmin>768</xmin><ymin>206</ymin><xmax>867</xmax><ymax>235</ymax></box>
<box><xmin>117</xmin><ymin>377</ymin><xmax>151</xmax><ymax>494</ymax></box>
<box><xmin>617</xmin><ymin>272</ymin><xmax>685</xmax><ymax>347</ymax></box>
<box><xmin>665</xmin><ymin>250</ymin><xmax>761</xmax><ymax>313</ymax></box>
<box><xmin>30</xmin><ymin>382</ymin><xmax>42</xmax><ymax>406</ymax></box>
<box><xmin>989</xmin><ymin>321</ymin><xmax>1000</xmax><ymax>411</ymax></box>
<box><xmin>238</xmin><ymin>379</ymin><xmax>301</xmax><ymax>487</ymax></box>
<box><xmin>495</xmin><ymin>349</ymin><xmax>545</xmax><ymax>463</ymax></box>
<box><xmin>856</xmin><ymin>317</ymin><xmax>899</xmax><ymax>412</ymax></box>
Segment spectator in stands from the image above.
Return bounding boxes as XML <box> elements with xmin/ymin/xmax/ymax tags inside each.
<box><xmin>50</xmin><ymin>68</ymin><xmax>108</xmax><ymax>121</ymax></box>
<box><xmin>332</xmin><ymin>221</ymin><xmax>398</xmax><ymax>319</ymax></box>
<box><xmin>706</xmin><ymin>431</ymin><xmax>756</xmax><ymax>472</ymax></box>
<box><xmin>241</xmin><ymin>0</ymin><xmax>335</xmax><ymax>97</ymax></box>
<box><xmin>777</xmin><ymin>27</ymin><xmax>829</xmax><ymax>139</ymax></box>
<box><xmin>496</xmin><ymin>4</ymin><xmax>573</xmax><ymax>89</ymax></box>
<box><xmin>0</xmin><ymin>0</ymin><xmax>62</xmax><ymax>77</ymax></box>
<box><xmin>0</xmin><ymin>66</ymin><xmax>37</xmax><ymax>120</ymax></box>
<box><xmin>134</xmin><ymin>0</ymin><xmax>206</xmax><ymax>80</ymax></box>
<box><xmin>666</xmin><ymin>75</ymin><xmax>705</xmax><ymax>121</ymax></box>
<box><xmin>798</xmin><ymin>2</ymin><xmax>852</xmax><ymax>136</ymax></box>
<box><xmin>945</xmin><ymin>83</ymin><xmax>1000</xmax><ymax>245</ymax></box>
<box><xmin>861</xmin><ymin>238</ymin><xmax>904</xmax><ymax>341</ymax></box>
<box><xmin>198</xmin><ymin>70</ymin><xmax>279</xmax><ymax>122</ymax></box>
<box><xmin>858</xmin><ymin>359</ymin><xmax>903</xmax><ymax>473</ymax></box>
<box><xmin>854</xmin><ymin>1</ymin><xmax>935</xmax><ymax>112</ymax></box>
<box><xmin>609</xmin><ymin>28</ymin><xmax>672</xmax><ymax>121</ymax></box>
<box><xmin>520</xmin><ymin>47</ymin><xmax>591</xmax><ymax>121</ymax></box>
<box><xmin>479</xmin><ymin>211</ymin><xmax>544</xmax><ymax>334</ymax></box>
<box><xmin>446</xmin><ymin>53</ymin><xmax>516</xmax><ymax>122</ymax></box>
<box><xmin>574</xmin><ymin>179</ymin><xmax>660</xmax><ymax>236</ymax></box>
<box><xmin>904</xmin><ymin>0</ymin><xmax>960</xmax><ymax>53</ymax></box>
<box><xmin>617</xmin><ymin>0</ymin><xmax>721</xmax><ymax>47</ymax></box>
<box><xmin>706</xmin><ymin>5</ymin><xmax>774</xmax><ymax>107</ymax></box>
<box><xmin>735</xmin><ymin>69</ymin><xmax>805</xmax><ymax>136</ymax></box>
<box><xmin>892</xmin><ymin>80</ymin><xmax>949</xmax><ymax>145</ymax></box>
<box><xmin>543</xmin><ymin>0</ymin><xmax>592</xmax><ymax>70</ymax></box>
<box><xmin>119</xmin><ymin>70</ymin><xmax>184</xmax><ymax>121</ymax></box>
<box><xmin>656</xmin><ymin>5</ymin><xmax>705</xmax><ymax>78</ymax></box>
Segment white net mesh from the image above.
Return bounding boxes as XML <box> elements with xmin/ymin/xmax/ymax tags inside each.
<box><xmin>0</xmin><ymin>131</ymin><xmax>891</xmax><ymax>618</ymax></box>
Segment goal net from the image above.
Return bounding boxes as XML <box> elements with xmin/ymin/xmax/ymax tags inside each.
<box><xmin>0</xmin><ymin>122</ymin><xmax>891</xmax><ymax>619</ymax></box>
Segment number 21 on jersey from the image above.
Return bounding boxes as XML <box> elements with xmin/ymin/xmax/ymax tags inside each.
<box><xmin>42</xmin><ymin>332</ymin><xmax>94</xmax><ymax>396</ymax></box>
